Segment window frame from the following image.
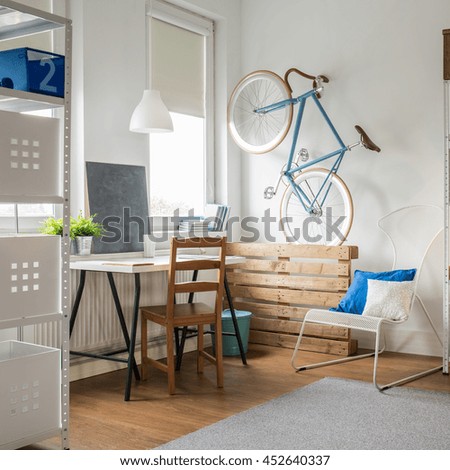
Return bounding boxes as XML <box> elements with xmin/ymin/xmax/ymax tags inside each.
<box><xmin>148</xmin><ymin>0</ymin><xmax>215</xmax><ymax>220</ymax></box>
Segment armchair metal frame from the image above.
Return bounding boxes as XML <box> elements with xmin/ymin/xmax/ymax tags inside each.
<box><xmin>291</xmin><ymin>205</ymin><xmax>443</xmax><ymax>390</ymax></box>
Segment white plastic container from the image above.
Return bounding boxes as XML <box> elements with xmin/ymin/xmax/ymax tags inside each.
<box><xmin>0</xmin><ymin>340</ymin><xmax>61</xmax><ymax>449</ymax></box>
<box><xmin>0</xmin><ymin>109</ymin><xmax>61</xmax><ymax>202</ymax></box>
<box><xmin>0</xmin><ymin>235</ymin><xmax>61</xmax><ymax>322</ymax></box>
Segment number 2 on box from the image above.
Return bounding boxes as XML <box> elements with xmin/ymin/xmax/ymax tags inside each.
<box><xmin>39</xmin><ymin>58</ymin><xmax>57</xmax><ymax>94</ymax></box>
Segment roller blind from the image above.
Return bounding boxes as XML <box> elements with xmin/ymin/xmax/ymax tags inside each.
<box><xmin>151</xmin><ymin>18</ymin><xmax>205</xmax><ymax>118</ymax></box>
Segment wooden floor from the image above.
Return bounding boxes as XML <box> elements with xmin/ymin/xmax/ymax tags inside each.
<box><xmin>38</xmin><ymin>344</ymin><xmax>449</xmax><ymax>450</ymax></box>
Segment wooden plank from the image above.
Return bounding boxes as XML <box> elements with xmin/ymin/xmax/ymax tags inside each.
<box><xmin>276</xmin><ymin>256</ymin><xmax>291</xmax><ymax>314</ymax></box>
<box><xmin>174</xmin><ymin>281</ymin><xmax>218</xmax><ymax>293</ymax></box>
<box><xmin>229</xmin><ymin>259</ymin><xmax>349</xmax><ymax>276</ymax></box>
<box><xmin>349</xmin><ymin>246</ymin><xmax>359</xmax><ymax>260</ymax></box>
<box><xmin>175</xmin><ymin>259</ymin><xmax>221</xmax><ymax>271</ymax></box>
<box><xmin>226</xmin><ymin>301</ymin><xmax>310</xmax><ymax>320</ymax></box>
<box><xmin>224</xmin><ymin>242</ymin><xmax>356</xmax><ymax>357</ymax></box>
<box><xmin>226</xmin><ymin>242</ymin><xmax>358</xmax><ymax>260</ymax></box>
<box><xmin>249</xmin><ymin>330</ymin><xmax>354</xmax><ymax>356</ymax></box>
<box><xmin>304</xmin><ymin>323</ymin><xmax>350</xmax><ymax>340</ymax></box>
<box><xmin>227</xmin><ymin>271</ymin><xmax>349</xmax><ymax>292</ymax></box>
<box><xmin>251</xmin><ymin>317</ymin><xmax>350</xmax><ymax>340</ymax></box>
<box><xmin>229</xmin><ymin>285</ymin><xmax>343</xmax><ymax>308</ymax></box>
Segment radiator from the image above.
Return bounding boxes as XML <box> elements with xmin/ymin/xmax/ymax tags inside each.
<box><xmin>32</xmin><ymin>269</ymin><xmax>193</xmax><ymax>352</ymax></box>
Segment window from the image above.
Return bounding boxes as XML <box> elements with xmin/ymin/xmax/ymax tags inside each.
<box><xmin>148</xmin><ymin>3</ymin><xmax>214</xmax><ymax>217</ymax></box>
<box><xmin>0</xmin><ymin>205</ymin><xmax>54</xmax><ymax>218</ymax></box>
<box><xmin>150</xmin><ymin>112</ymin><xmax>205</xmax><ymax>215</ymax></box>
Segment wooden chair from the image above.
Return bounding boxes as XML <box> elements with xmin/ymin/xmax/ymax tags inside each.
<box><xmin>140</xmin><ymin>236</ymin><xmax>226</xmax><ymax>394</ymax></box>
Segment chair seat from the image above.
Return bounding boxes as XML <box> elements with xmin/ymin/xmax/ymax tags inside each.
<box><xmin>141</xmin><ymin>302</ymin><xmax>216</xmax><ymax>327</ymax></box>
<box><xmin>305</xmin><ymin>308</ymin><xmax>403</xmax><ymax>333</ymax></box>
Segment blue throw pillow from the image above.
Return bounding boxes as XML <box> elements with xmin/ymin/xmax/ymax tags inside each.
<box><xmin>331</xmin><ymin>269</ymin><xmax>416</xmax><ymax>315</ymax></box>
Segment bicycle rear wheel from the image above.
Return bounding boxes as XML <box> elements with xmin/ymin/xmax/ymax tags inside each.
<box><xmin>228</xmin><ymin>70</ymin><xmax>293</xmax><ymax>154</ymax></box>
<box><xmin>280</xmin><ymin>169</ymin><xmax>353</xmax><ymax>246</ymax></box>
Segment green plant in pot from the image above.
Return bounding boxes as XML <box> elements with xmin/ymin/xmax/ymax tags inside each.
<box><xmin>39</xmin><ymin>216</ymin><xmax>74</xmax><ymax>254</ymax></box>
<box><xmin>39</xmin><ymin>212</ymin><xmax>103</xmax><ymax>255</ymax></box>
<box><xmin>39</xmin><ymin>216</ymin><xmax>64</xmax><ymax>237</ymax></box>
<box><xmin>70</xmin><ymin>212</ymin><xmax>104</xmax><ymax>256</ymax></box>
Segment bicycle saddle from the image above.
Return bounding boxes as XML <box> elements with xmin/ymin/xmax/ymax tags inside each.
<box><xmin>355</xmin><ymin>125</ymin><xmax>381</xmax><ymax>152</ymax></box>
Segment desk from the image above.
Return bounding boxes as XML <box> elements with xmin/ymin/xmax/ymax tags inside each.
<box><xmin>70</xmin><ymin>254</ymin><xmax>246</xmax><ymax>401</ymax></box>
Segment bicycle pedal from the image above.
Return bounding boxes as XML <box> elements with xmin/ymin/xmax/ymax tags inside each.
<box><xmin>264</xmin><ymin>186</ymin><xmax>275</xmax><ymax>199</ymax></box>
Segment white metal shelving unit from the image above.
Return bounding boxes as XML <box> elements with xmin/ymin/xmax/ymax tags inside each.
<box><xmin>0</xmin><ymin>0</ymin><xmax>71</xmax><ymax>449</ymax></box>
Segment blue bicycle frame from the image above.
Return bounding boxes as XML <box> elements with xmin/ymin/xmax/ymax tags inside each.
<box><xmin>256</xmin><ymin>89</ymin><xmax>347</xmax><ymax>214</ymax></box>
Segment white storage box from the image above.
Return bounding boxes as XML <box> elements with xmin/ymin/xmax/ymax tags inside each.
<box><xmin>0</xmin><ymin>340</ymin><xmax>61</xmax><ymax>449</ymax></box>
<box><xmin>0</xmin><ymin>235</ymin><xmax>61</xmax><ymax>322</ymax></box>
<box><xmin>0</xmin><ymin>109</ymin><xmax>61</xmax><ymax>202</ymax></box>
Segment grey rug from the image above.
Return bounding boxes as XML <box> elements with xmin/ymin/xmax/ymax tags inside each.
<box><xmin>158</xmin><ymin>377</ymin><xmax>450</xmax><ymax>450</ymax></box>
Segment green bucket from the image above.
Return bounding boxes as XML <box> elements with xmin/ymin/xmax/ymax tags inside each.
<box><xmin>212</xmin><ymin>309</ymin><xmax>252</xmax><ymax>356</ymax></box>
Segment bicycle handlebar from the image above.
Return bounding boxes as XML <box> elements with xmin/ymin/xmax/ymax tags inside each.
<box><xmin>284</xmin><ymin>67</ymin><xmax>329</xmax><ymax>98</ymax></box>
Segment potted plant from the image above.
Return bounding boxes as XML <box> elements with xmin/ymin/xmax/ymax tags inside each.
<box><xmin>70</xmin><ymin>212</ymin><xmax>104</xmax><ymax>255</ymax></box>
<box><xmin>39</xmin><ymin>215</ymin><xmax>76</xmax><ymax>254</ymax></box>
<box><xmin>39</xmin><ymin>212</ymin><xmax>104</xmax><ymax>255</ymax></box>
<box><xmin>39</xmin><ymin>216</ymin><xmax>64</xmax><ymax>237</ymax></box>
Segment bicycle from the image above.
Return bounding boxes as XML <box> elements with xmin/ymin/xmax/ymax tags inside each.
<box><xmin>227</xmin><ymin>67</ymin><xmax>380</xmax><ymax>245</ymax></box>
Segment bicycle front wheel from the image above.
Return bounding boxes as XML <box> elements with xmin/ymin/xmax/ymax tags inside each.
<box><xmin>280</xmin><ymin>169</ymin><xmax>353</xmax><ymax>246</ymax></box>
<box><xmin>228</xmin><ymin>70</ymin><xmax>293</xmax><ymax>154</ymax></box>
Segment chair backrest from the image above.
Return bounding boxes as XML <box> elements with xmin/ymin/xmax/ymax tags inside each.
<box><xmin>377</xmin><ymin>204</ymin><xmax>443</xmax><ymax>320</ymax></box>
<box><xmin>166</xmin><ymin>236</ymin><xmax>227</xmax><ymax>319</ymax></box>
<box><xmin>377</xmin><ymin>205</ymin><xmax>443</xmax><ymax>335</ymax></box>
<box><xmin>377</xmin><ymin>205</ymin><xmax>443</xmax><ymax>278</ymax></box>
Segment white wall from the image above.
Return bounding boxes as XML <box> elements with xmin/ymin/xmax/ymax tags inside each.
<box><xmin>10</xmin><ymin>0</ymin><xmax>51</xmax><ymax>12</ymax></box>
<box><xmin>68</xmin><ymin>0</ymin><xmax>242</xmax><ymax>218</ymax></box>
<box><xmin>239</xmin><ymin>0</ymin><xmax>450</xmax><ymax>355</ymax></box>
<box><xmin>66</xmin><ymin>0</ymin><xmax>149</xmax><ymax>214</ymax></box>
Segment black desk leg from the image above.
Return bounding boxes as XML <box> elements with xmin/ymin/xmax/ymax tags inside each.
<box><xmin>224</xmin><ymin>274</ymin><xmax>247</xmax><ymax>365</ymax></box>
<box><xmin>125</xmin><ymin>273</ymin><xmax>141</xmax><ymax>402</ymax></box>
<box><xmin>107</xmin><ymin>273</ymin><xmax>141</xmax><ymax>386</ymax></box>
<box><xmin>175</xmin><ymin>327</ymin><xmax>188</xmax><ymax>371</ymax></box>
<box><xmin>174</xmin><ymin>327</ymin><xmax>181</xmax><ymax>359</ymax></box>
<box><xmin>70</xmin><ymin>270</ymin><xmax>87</xmax><ymax>337</ymax></box>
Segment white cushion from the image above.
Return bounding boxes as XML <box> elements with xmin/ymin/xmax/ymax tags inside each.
<box><xmin>362</xmin><ymin>279</ymin><xmax>415</xmax><ymax>321</ymax></box>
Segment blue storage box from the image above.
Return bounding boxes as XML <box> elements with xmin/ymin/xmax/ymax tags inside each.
<box><xmin>0</xmin><ymin>47</ymin><xmax>64</xmax><ymax>98</ymax></box>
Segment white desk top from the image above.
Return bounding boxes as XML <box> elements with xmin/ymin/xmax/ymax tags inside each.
<box><xmin>70</xmin><ymin>254</ymin><xmax>245</xmax><ymax>274</ymax></box>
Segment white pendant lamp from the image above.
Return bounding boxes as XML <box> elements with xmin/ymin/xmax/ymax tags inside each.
<box><xmin>129</xmin><ymin>89</ymin><xmax>173</xmax><ymax>133</ymax></box>
<box><xmin>130</xmin><ymin>0</ymin><xmax>173</xmax><ymax>134</ymax></box>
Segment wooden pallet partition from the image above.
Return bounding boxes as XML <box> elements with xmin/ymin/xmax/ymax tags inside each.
<box><xmin>226</xmin><ymin>243</ymin><xmax>359</xmax><ymax>356</ymax></box>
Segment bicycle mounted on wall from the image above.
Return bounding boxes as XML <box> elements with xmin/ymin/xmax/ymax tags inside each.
<box><xmin>227</xmin><ymin>67</ymin><xmax>380</xmax><ymax>246</ymax></box>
